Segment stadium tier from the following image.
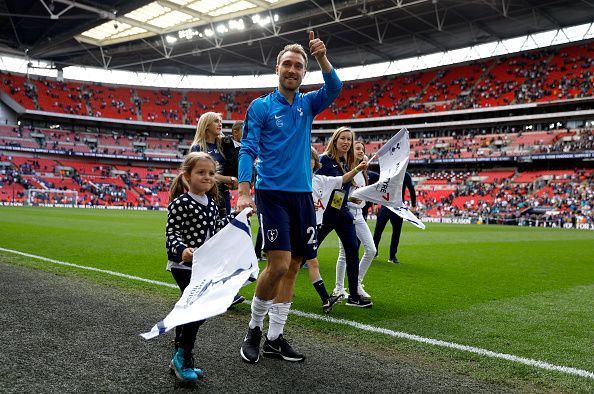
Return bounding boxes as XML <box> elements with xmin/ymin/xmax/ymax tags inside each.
<box><xmin>2</xmin><ymin>146</ymin><xmax>592</xmax><ymax>227</ymax></box>
<box><xmin>2</xmin><ymin>41</ymin><xmax>594</xmax><ymax>122</ymax></box>
<box><xmin>1</xmin><ymin>124</ymin><xmax>592</xmax><ymax>163</ymax></box>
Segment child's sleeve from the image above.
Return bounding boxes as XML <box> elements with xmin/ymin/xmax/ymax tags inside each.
<box><xmin>214</xmin><ymin>207</ymin><xmax>238</xmax><ymax>233</ymax></box>
<box><xmin>333</xmin><ymin>176</ymin><xmax>344</xmax><ymax>189</ymax></box>
<box><xmin>166</xmin><ymin>201</ymin><xmax>187</xmax><ymax>262</ymax></box>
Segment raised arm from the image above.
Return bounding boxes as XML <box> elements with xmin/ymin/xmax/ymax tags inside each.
<box><xmin>342</xmin><ymin>160</ymin><xmax>368</xmax><ymax>184</ymax></box>
<box><xmin>307</xmin><ymin>31</ymin><xmax>342</xmax><ymax>115</ymax></box>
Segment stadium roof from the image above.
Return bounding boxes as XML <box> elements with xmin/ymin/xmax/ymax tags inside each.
<box><xmin>1</xmin><ymin>0</ymin><xmax>594</xmax><ymax>76</ymax></box>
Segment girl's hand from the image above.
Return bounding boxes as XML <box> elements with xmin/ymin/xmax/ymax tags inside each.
<box><xmin>349</xmin><ymin>197</ymin><xmax>362</xmax><ymax>204</ymax></box>
<box><xmin>182</xmin><ymin>247</ymin><xmax>195</xmax><ymax>262</ymax></box>
<box><xmin>356</xmin><ymin>160</ymin><xmax>368</xmax><ymax>172</ymax></box>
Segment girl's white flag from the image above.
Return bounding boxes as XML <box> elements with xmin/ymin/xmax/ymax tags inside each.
<box><xmin>351</xmin><ymin>128</ymin><xmax>425</xmax><ymax>229</ymax></box>
<box><xmin>141</xmin><ymin>208</ymin><xmax>259</xmax><ymax>340</ymax></box>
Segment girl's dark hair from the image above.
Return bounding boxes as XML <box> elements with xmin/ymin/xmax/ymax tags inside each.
<box><xmin>354</xmin><ymin>141</ymin><xmax>369</xmax><ymax>185</ymax></box>
<box><xmin>311</xmin><ymin>147</ymin><xmax>321</xmax><ymax>171</ymax></box>
<box><xmin>169</xmin><ymin>152</ymin><xmax>220</xmax><ymax>203</ymax></box>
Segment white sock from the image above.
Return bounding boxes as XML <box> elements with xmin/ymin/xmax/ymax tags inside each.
<box><xmin>267</xmin><ymin>302</ymin><xmax>291</xmax><ymax>341</ymax></box>
<box><xmin>249</xmin><ymin>296</ymin><xmax>272</xmax><ymax>329</ymax></box>
<box><xmin>335</xmin><ymin>261</ymin><xmax>346</xmax><ymax>290</ymax></box>
<box><xmin>336</xmin><ymin>240</ymin><xmax>346</xmax><ymax>290</ymax></box>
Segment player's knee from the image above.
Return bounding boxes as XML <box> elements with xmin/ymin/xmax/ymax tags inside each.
<box><xmin>368</xmin><ymin>243</ymin><xmax>377</xmax><ymax>256</ymax></box>
<box><xmin>286</xmin><ymin>262</ymin><xmax>300</xmax><ymax>277</ymax></box>
<box><xmin>267</xmin><ymin>263</ymin><xmax>289</xmax><ymax>280</ymax></box>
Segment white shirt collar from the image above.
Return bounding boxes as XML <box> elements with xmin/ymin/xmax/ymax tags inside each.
<box><xmin>188</xmin><ymin>192</ymin><xmax>209</xmax><ymax>206</ymax></box>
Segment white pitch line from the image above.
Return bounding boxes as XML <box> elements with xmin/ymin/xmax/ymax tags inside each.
<box><xmin>0</xmin><ymin>247</ymin><xmax>178</xmax><ymax>289</ymax></box>
<box><xmin>1</xmin><ymin>246</ymin><xmax>593</xmax><ymax>380</ymax></box>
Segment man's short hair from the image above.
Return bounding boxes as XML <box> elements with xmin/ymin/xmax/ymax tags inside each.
<box><xmin>231</xmin><ymin>120</ymin><xmax>244</xmax><ymax>131</ymax></box>
<box><xmin>276</xmin><ymin>43</ymin><xmax>308</xmax><ymax>69</ymax></box>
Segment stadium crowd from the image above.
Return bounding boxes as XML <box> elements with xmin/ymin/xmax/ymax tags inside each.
<box><xmin>2</xmin><ymin>122</ymin><xmax>593</xmax><ymax>162</ymax></box>
<box><xmin>413</xmin><ymin>168</ymin><xmax>593</xmax><ymax>226</ymax></box>
<box><xmin>2</xmin><ymin>148</ymin><xmax>592</xmax><ymax>228</ymax></box>
<box><xmin>3</xmin><ymin>42</ymin><xmax>594</xmax><ymax>122</ymax></box>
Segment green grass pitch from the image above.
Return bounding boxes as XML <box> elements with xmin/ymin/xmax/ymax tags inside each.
<box><xmin>1</xmin><ymin>206</ymin><xmax>593</xmax><ymax>391</ymax></box>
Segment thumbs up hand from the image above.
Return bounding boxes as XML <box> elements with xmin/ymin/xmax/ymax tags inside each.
<box><xmin>309</xmin><ymin>31</ymin><xmax>326</xmax><ymax>59</ymax></box>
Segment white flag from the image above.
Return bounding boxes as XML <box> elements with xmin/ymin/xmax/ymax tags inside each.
<box><xmin>351</xmin><ymin>128</ymin><xmax>425</xmax><ymax>229</ymax></box>
<box><xmin>141</xmin><ymin>208</ymin><xmax>259</xmax><ymax>340</ymax></box>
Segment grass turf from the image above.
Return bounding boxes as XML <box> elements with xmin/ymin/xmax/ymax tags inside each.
<box><xmin>1</xmin><ymin>206</ymin><xmax>593</xmax><ymax>391</ymax></box>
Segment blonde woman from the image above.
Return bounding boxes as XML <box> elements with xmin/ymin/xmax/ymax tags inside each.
<box><xmin>334</xmin><ymin>141</ymin><xmax>377</xmax><ymax>300</ymax></box>
<box><xmin>316</xmin><ymin>127</ymin><xmax>372</xmax><ymax>308</ymax></box>
<box><xmin>190</xmin><ymin>112</ymin><xmax>244</xmax><ymax>308</ymax></box>
<box><xmin>190</xmin><ymin>112</ymin><xmax>238</xmax><ymax>216</ymax></box>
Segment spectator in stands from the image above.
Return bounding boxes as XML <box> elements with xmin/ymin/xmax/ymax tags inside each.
<box><xmin>190</xmin><ymin>112</ymin><xmax>238</xmax><ymax>216</ymax></box>
<box><xmin>373</xmin><ymin>172</ymin><xmax>416</xmax><ymax>264</ymax></box>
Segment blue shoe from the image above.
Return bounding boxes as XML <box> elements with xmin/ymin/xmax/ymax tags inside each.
<box><xmin>170</xmin><ymin>348</ymin><xmax>200</xmax><ymax>382</ymax></box>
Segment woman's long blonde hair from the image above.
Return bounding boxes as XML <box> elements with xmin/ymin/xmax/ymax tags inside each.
<box><xmin>169</xmin><ymin>152</ymin><xmax>220</xmax><ymax>203</ymax></box>
<box><xmin>192</xmin><ymin>112</ymin><xmax>225</xmax><ymax>158</ymax></box>
<box><xmin>324</xmin><ymin>126</ymin><xmax>356</xmax><ymax>173</ymax></box>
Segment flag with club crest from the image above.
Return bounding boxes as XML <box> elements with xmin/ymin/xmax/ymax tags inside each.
<box><xmin>141</xmin><ymin>208</ymin><xmax>259</xmax><ymax>340</ymax></box>
<box><xmin>351</xmin><ymin>128</ymin><xmax>425</xmax><ymax>229</ymax></box>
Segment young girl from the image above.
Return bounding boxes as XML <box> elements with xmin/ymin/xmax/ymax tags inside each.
<box><xmin>334</xmin><ymin>141</ymin><xmax>377</xmax><ymax>299</ymax></box>
<box><xmin>165</xmin><ymin>152</ymin><xmax>234</xmax><ymax>382</ymax></box>
<box><xmin>190</xmin><ymin>112</ymin><xmax>245</xmax><ymax>307</ymax></box>
<box><xmin>307</xmin><ymin>146</ymin><xmax>367</xmax><ymax>312</ymax></box>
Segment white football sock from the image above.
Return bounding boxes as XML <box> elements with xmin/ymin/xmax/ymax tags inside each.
<box><xmin>249</xmin><ymin>296</ymin><xmax>272</xmax><ymax>329</ymax></box>
<box><xmin>267</xmin><ymin>302</ymin><xmax>291</xmax><ymax>341</ymax></box>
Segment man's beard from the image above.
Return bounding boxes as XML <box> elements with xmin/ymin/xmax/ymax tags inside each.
<box><xmin>279</xmin><ymin>76</ymin><xmax>301</xmax><ymax>91</ymax></box>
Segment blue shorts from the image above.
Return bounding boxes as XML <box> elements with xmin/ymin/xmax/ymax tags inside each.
<box><xmin>255</xmin><ymin>189</ymin><xmax>317</xmax><ymax>260</ymax></box>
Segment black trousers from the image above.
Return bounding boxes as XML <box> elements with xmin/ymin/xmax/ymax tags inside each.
<box><xmin>171</xmin><ymin>267</ymin><xmax>205</xmax><ymax>352</ymax></box>
<box><xmin>317</xmin><ymin>212</ymin><xmax>360</xmax><ymax>297</ymax></box>
<box><xmin>373</xmin><ymin>206</ymin><xmax>403</xmax><ymax>260</ymax></box>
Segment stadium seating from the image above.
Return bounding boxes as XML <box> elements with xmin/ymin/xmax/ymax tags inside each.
<box><xmin>3</xmin><ymin>41</ymin><xmax>594</xmax><ymax>122</ymax></box>
<box><xmin>1</xmin><ymin>123</ymin><xmax>591</xmax><ymax>164</ymax></box>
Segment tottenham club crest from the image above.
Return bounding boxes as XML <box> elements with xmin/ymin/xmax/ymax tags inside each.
<box><xmin>390</xmin><ymin>142</ymin><xmax>401</xmax><ymax>155</ymax></box>
<box><xmin>267</xmin><ymin>229</ymin><xmax>278</xmax><ymax>242</ymax></box>
<box><xmin>275</xmin><ymin>114</ymin><xmax>284</xmax><ymax>128</ymax></box>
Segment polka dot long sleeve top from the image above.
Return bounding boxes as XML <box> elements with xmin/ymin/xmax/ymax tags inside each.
<box><xmin>165</xmin><ymin>192</ymin><xmax>233</xmax><ymax>270</ymax></box>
